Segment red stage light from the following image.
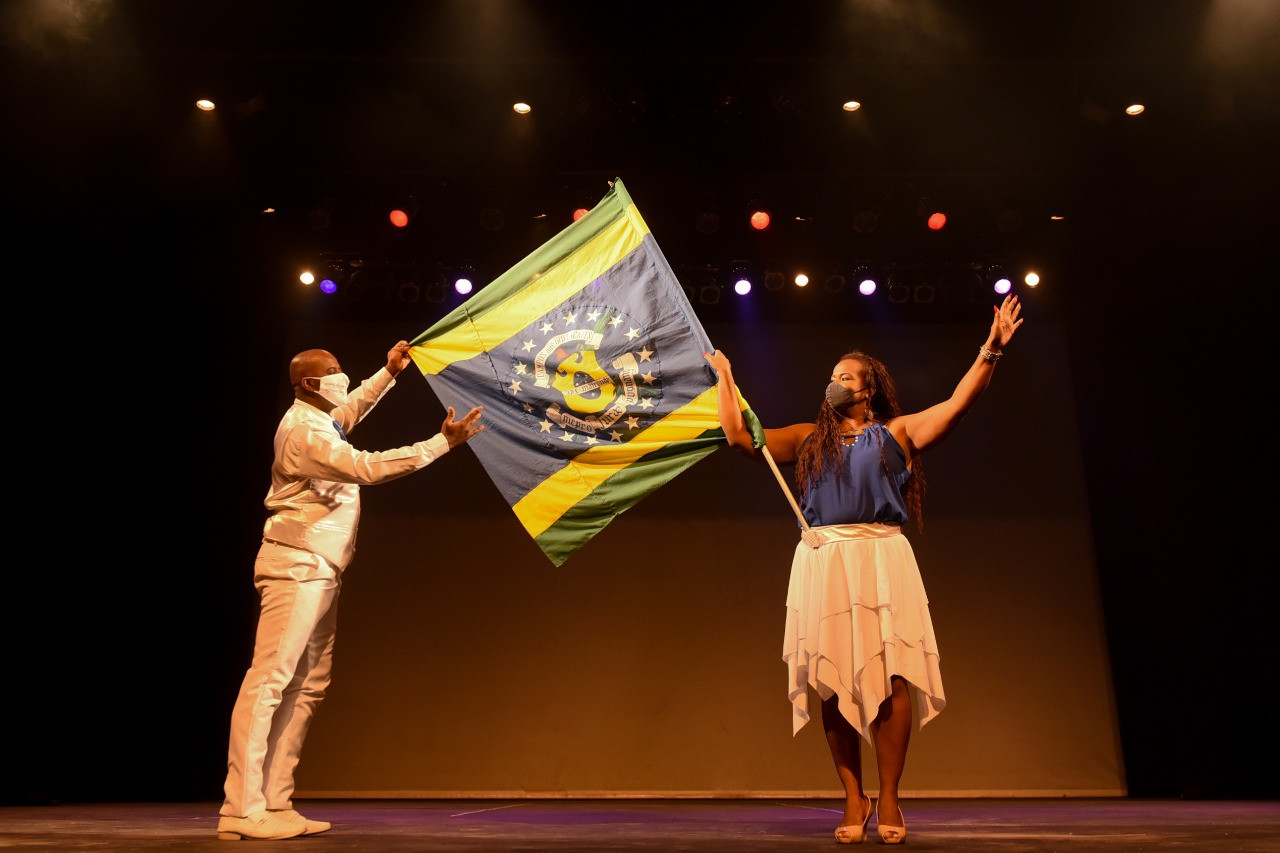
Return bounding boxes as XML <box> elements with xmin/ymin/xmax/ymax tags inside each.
<box><xmin>749</xmin><ymin>210</ymin><xmax>771</xmax><ymax>231</ymax></box>
<box><xmin>573</xmin><ymin>208</ymin><xmax>589</xmax><ymax>221</ymax></box>
<box><xmin>390</xmin><ymin>209</ymin><xmax>409</xmax><ymax>228</ymax></box>
<box><xmin>927</xmin><ymin>212</ymin><xmax>946</xmax><ymax>230</ymax></box>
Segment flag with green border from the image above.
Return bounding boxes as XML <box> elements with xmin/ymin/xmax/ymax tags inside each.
<box><xmin>408</xmin><ymin>178</ymin><xmax>764</xmax><ymax>566</ymax></box>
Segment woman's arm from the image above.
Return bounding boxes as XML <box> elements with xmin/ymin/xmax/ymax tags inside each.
<box><xmin>894</xmin><ymin>294</ymin><xmax>1024</xmax><ymax>455</ymax></box>
<box><xmin>704</xmin><ymin>349</ymin><xmax>812</xmax><ymax>464</ymax></box>
<box><xmin>703</xmin><ymin>349</ymin><xmax>755</xmax><ymax>453</ymax></box>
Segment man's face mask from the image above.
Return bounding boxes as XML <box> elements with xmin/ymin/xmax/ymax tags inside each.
<box><xmin>306</xmin><ymin>373</ymin><xmax>350</xmax><ymax>408</ymax></box>
<box><xmin>824</xmin><ymin>380</ymin><xmax>865</xmax><ymax>411</ymax></box>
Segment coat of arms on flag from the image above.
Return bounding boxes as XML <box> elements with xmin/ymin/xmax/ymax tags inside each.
<box><xmin>409</xmin><ymin>178</ymin><xmax>762</xmax><ymax>566</ymax></box>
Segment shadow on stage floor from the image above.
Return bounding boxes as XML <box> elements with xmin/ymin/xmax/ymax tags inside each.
<box><xmin>2</xmin><ymin>798</ymin><xmax>1278</xmax><ymax>851</ymax></box>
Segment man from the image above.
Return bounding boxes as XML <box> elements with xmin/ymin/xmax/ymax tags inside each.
<box><xmin>217</xmin><ymin>340</ymin><xmax>483</xmax><ymax>841</ymax></box>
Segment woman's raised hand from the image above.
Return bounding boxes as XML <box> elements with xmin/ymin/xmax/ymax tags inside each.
<box><xmin>991</xmin><ymin>295</ymin><xmax>1024</xmax><ymax>348</ymax></box>
<box><xmin>703</xmin><ymin>349</ymin><xmax>732</xmax><ymax>373</ymax></box>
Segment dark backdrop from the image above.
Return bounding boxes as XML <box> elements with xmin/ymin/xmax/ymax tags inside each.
<box><xmin>4</xmin><ymin>0</ymin><xmax>1276</xmax><ymax>804</ymax></box>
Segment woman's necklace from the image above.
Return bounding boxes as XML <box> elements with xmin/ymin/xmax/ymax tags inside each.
<box><xmin>841</xmin><ymin>420</ymin><xmax>870</xmax><ymax>445</ymax></box>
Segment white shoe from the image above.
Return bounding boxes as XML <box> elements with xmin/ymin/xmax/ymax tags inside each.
<box><xmin>216</xmin><ymin>810</ymin><xmax>306</xmax><ymax>840</ymax></box>
<box><xmin>272</xmin><ymin>808</ymin><xmax>332</xmax><ymax>836</ymax></box>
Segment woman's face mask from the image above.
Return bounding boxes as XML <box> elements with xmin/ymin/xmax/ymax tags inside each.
<box><xmin>824</xmin><ymin>380</ymin><xmax>865</xmax><ymax>411</ymax></box>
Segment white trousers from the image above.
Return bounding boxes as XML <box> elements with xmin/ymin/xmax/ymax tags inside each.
<box><xmin>221</xmin><ymin>542</ymin><xmax>341</xmax><ymax>817</ymax></box>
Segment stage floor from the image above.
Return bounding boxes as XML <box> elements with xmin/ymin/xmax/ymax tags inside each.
<box><xmin>1</xmin><ymin>798</ymin><xmax>1277</xmax><ymax>851</ymax></box>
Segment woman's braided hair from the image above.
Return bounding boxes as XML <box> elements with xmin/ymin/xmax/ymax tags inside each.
<box><xmin>794</xmin><ymin>350</ymin><xmax>927</xmax><ymax>532</ymax></box>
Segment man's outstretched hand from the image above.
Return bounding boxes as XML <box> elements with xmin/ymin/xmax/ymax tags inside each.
<box><xmin>442</xmin><ymin>405</ymin><xmax>485</xmax><ymax>448</ymax></box>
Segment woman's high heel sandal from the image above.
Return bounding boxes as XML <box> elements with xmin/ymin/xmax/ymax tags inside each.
<box><xmin>875</xmin><ymin>801</ymin><xmax>907</xmax><ymax>845</ymax></box>
<box><xmin>833</xmin><ymin>794</ymin><xmax>873</xmax><ymax>844</ymax></box>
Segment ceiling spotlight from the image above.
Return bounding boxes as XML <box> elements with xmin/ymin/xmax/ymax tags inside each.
<box><xmin>794</xmin><ymin>273</ymin><xmax>810</xmax><ymax>288</ymax></box>
<box><xmin>917</xmin><ymin>193</ymin><xmax>947</xmax><ymax>230</ymax></box>
<box><xmin>986</xmin><ymin>263</ymin><xmax>1013</xmax><ymax>295</ymax></box>
<box><xmin>388</xmin><ymin>193</ymin><xmax>419</xmax><ymax>229</ymax></box>
<box><xmin>317</xmin><ymin>260</ymin><xmax>346</xmax><ymax>295</ymax></box>
<box><xmin>764</xmin><ymin>270</ymin><xmax>786</xmax><ymax>291</ymax></box>
<box><xmin>842</xmin><ymin>100</ymin><xmax>862</xmax><ymax>112</ymax></box>
<box><xmin>746</xmin><ymin>194</ymin><xmax>772</xmax><ymax>231</ymax></box>
<box><xmin>1125</xmin><ymin>103</ymin><xmax>1145</xmax><ymax>116</ymax></box>
<box><xmin>513</xmin><ymin>102</ymin><xmax>532</xmax><ymax>114</ymax></box>
<box><xmin>196</xmin><ymin>99</ymin><xmax>215</xmax><ymax>111</ymax></box>
<box><xmin>852</xmin><ymin>264</ymin><xmax>879</xmax><ymax>296</ymax></box>
<box><xmin>730</xmin><ymin>261</ymin><xmax>752</xmax><ymax>295</ymax></box>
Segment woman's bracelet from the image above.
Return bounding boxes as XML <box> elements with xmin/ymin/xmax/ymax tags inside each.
<box><xmin>978</xmin><ymin>345</ymin><xmax>1003</xmax><ymax>363</ymax></box>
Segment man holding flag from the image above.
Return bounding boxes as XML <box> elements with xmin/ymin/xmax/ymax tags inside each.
<box><xmin>218</xmin><ymin>341</ymin><xmax>484</xmax><ymax>840</ymax></box>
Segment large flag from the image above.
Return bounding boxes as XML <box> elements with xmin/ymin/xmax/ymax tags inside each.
<box><xmin>408</xmin><ymin>178</ymin><xmax>763</xmax><ymax>566</ymax></box>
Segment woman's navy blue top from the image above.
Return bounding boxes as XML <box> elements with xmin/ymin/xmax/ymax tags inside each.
<box><xmin>798</xmin><ymin>422</ymin><xmax>911</xmax><ymax>528</ymax></box>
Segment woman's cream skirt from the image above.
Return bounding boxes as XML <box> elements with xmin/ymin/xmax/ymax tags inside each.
<box><xmin>784</xmin><ymin>523</ymin><xmax>946</xmax><ymax>742</ymax></box>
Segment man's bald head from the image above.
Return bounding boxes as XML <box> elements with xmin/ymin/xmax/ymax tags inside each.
<box><xmin>289</xmin><ymin>349</ymin><xmax>341</xmax><ymax>388</ymax></box>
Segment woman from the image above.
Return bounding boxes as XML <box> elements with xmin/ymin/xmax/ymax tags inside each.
<box><xmin>703</xmin><ymin>294</ymin><xmax>1022</xmax><ymax>844</ymax></box>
